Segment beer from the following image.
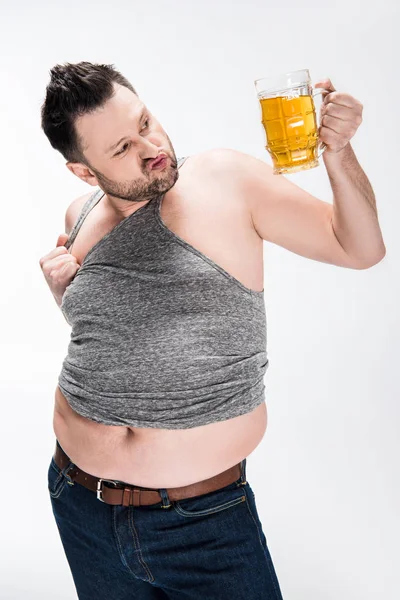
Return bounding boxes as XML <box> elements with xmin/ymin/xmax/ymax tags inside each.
<box><xmin>254</xmin><ymin>69</ymin><xmax>327</xmax><ymax>175</ymax></box>
<box><xmin>260</xmin><ymin>94</ymin><xmax>319</xmax><ymax>173</ymax></box>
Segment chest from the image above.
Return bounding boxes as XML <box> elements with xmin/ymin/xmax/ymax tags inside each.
<box><xmin>68</xmin><ymin>168</ymin><xmax>264</xmax><ymax>294</ymax></box>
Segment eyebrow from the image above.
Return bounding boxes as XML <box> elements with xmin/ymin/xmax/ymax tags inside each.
<box><xmin>105</xmin><ymin>106</ymin><xmax>147</xmax><ymax>154</ymax></box>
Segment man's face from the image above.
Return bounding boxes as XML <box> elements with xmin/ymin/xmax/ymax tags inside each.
<box><xmin>71</xmin><ymin>83</ymin><xmax>179</xmax><ymax>207</ymax></box>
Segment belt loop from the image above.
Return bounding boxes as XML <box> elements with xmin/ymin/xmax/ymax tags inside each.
<box><xmin>239</xmin><ymin>458</ymin><xmax>247</xmax><ymax>485</ymax></box>
<box><xmin>55</xmin><ymin>439</ymin><xmax>75</xmax><ymax>486</ymax></box>
<box><xmin>63</xmin><ymin>462</ymin><xmax>76</xmax><ymax>486</ymax></box>
<box><xmin>159</xmin><ymin>488</ymin><xmax>172</xmax><ymax>509</ymax></box>
<box><xmin>122</xmin><ymin>487</ymin><xmax>133</xmax><ymax>507</ymax></box>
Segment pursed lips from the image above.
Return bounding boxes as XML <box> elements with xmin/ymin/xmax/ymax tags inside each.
<box><xmin>148</xmin><ymin>154</ymin><xmax>167</xmax><ymax>169</ymax></box>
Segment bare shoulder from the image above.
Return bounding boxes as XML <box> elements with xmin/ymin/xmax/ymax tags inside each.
<box><xmin>195</xmin><ymin>147</ymin><xmax>269</xmax><ymax>174</ymax></box>
<box><xmin>193</xmin><ymin>147</ymin><xmax>273</xmax><ymax>194</ymax></box>
<box><xmin>186</xmin><ymin>148</ymin><xmax>254</xmax><ymax>190</ymax></box>
<box><xmin>64</xmin><ymin>191</ymin><xmax>95</xmax><ymax>234</ymax></box>
<box><xmin>181</xmin><ymin>148</ymin><xmax>257</xmax><ymax>236</ymax></box>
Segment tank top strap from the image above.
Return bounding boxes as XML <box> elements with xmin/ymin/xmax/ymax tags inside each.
<box><xmin>177</xmin><ymin>156</ymin><xmax>188</xmax><ymax>168</ymax></box>
<box><xmin>65</xmin><ymin>155</ymin><xmax>187</xmax><ymax>251</ymax></box>
<box><xmin>64</xmin><ymin>188</ymin><xmax>104</xmax><ymax>251</ymax></box>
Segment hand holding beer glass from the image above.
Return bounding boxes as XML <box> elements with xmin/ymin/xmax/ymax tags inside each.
<box><xmin>254</xmin><ymin>69</ymin><xmax>329</xmax><ymax>175</ymax></box>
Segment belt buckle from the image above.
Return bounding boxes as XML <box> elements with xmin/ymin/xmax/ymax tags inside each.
<box><xmin>96</xmin><ymin>478</ymin><xmax>121</xmax><ymax>502</ymax></box>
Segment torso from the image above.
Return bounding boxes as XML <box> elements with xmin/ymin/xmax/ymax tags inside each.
<box><xmin>53</xmin><ymin>150</ymin><xmax>268</xmax><ymax>488</ymax></box>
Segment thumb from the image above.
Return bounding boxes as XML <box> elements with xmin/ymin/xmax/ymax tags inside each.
<box><xmin>56</xmin><ymin>233</ymin><xmax>69</xmax><ymax>247</ymax></box>
<box><xmin>314</xmin><ymin>78</ymin><xmax>336</xmax><ymax>92</ymax></box>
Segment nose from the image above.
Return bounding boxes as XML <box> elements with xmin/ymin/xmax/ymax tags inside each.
<box><xmin>139</xmin><ymin>138</ymin><xmax>162</xmax><ymax>162</ymax></box>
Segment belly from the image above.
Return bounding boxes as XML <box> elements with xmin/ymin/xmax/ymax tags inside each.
<box><xmin>53</xmin><ymin>385</ymin><xmax>268</xmax><ymax>488</ymax></box>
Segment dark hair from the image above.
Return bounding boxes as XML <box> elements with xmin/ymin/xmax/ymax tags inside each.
<box><xmin>40</xmin><ymin>61</ymin><xmax>138</xmax><ymax>164</ymax></box>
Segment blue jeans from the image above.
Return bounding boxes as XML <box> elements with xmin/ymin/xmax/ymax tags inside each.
<box><xmin>48</xmin><ymin>439</ymin><xmax>284</xmax><ymax>599</ymax></box>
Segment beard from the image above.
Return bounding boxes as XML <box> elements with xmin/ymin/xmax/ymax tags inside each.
<box><xmin>86</xmin><ymin>147</ymin><xmax>179</xmax><ymax>204</ymax></box>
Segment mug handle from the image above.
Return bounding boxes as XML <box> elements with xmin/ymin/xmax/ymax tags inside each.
<box><xmin>312</xmin><ymin>87</ymin><xmax>330</xmax><ymax>158</ymax></box>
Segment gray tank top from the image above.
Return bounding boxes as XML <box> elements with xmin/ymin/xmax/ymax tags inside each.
<box><xmin>58</xmin><ymin>156</ymin><xmax>268</xmax><ymax>429</ymax></box>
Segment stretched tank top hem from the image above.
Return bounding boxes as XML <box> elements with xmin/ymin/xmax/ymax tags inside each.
<box><xmin>57</xmin><ymin>380</ymin><xmax>266</xmax><ymax>430</ymax></box>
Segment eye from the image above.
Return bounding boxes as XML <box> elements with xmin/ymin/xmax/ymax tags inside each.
<box><xmin>115</xmin><ymin>143</ymin><xmax>130</xmax><ymax>156</ymax></box>
<box><xmin>115</xmin><ymin>118</ymin><xmax>150</xmax><ymax>156</ymax></box>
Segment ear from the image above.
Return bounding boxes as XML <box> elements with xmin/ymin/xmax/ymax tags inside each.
<box><xmin>66</xmin><ymin>162</ymin><xmax>99</xmax><ymax>186</ymax></box>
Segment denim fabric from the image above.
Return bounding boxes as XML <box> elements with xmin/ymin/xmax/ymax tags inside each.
<box><xmin>47</xmin><ymin>442</ymin><xmax>284</xmax><ymax>599</ymax></box>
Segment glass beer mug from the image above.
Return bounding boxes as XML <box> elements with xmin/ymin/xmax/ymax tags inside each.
<box><xmin>254</xmin><ymin>69</ymin><xmax>327</xmax><ymax>175</ymax></box>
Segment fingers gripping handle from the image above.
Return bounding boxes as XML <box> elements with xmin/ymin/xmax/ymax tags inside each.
<box><xmin>312</xmin><ymin>87</ymin><xmax>330</xmax><ymax>158</ymax></box>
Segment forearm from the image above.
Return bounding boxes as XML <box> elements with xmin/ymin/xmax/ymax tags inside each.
<box><xmin>323</xmin><ymin>143</ymin><xmax>386</xmax><ymax>266</ymax></box>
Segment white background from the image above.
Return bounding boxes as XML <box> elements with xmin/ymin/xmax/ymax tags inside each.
<box><xmin>0</xmin><ymin>1</ymin><xmax>398</xmax><ymax>598</ymax></box>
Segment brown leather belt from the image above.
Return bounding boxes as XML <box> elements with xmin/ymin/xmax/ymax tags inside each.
<box><xmin>53</xmin><ymin>441</ymin><xmax>246</xmax><ymax>507</ymax></box>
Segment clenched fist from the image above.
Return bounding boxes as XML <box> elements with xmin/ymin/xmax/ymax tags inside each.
<box><xmin>39</xmin><ymin>233</ymin><xmax>80</xmax><ymax>308</ymax></box>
